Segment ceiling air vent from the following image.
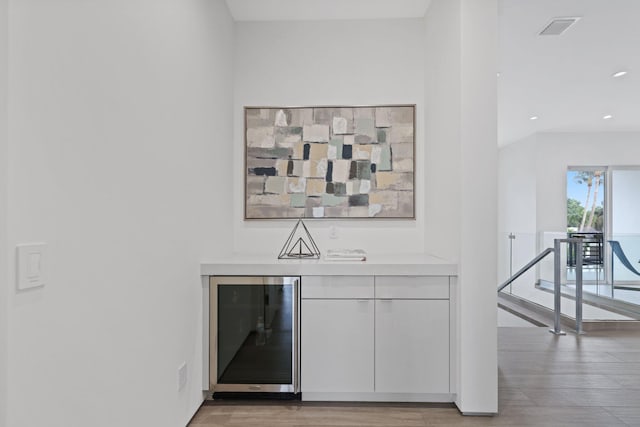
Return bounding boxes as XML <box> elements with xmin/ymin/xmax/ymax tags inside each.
<box><xmin>539</xmin><ymin>17</ymin><xmax>581</xmax><ymax>36</ymax></box>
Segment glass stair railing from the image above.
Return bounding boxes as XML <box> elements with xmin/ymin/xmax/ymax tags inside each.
<box><xmin>498</xmin><ymin>232</ymin><xmax>640</xmax><ymax>333</ymax></box>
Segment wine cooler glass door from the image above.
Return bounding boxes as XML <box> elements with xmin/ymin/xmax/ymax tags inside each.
<box><xmin>210</xmin><ymin>276</ymin><xmax>299</xmax><ymax>393</ymax></box>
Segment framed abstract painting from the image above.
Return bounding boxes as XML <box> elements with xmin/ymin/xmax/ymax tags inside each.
<box><xmin>244</xmin><ymin>105</ymin><xmax>415</xmax><ymax>219</ymax></box>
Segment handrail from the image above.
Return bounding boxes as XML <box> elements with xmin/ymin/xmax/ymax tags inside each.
<box><xmin>497</xmin><ymin>247</ymin><xmax>554</xmax><ymax>293</ymax></box>
<box><xmin>498</xmin><ymin>237</ymin><xmax>585</xmax><ymax>335</ymax></box>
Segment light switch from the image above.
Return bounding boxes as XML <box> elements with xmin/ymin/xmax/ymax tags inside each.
<box><xmin>28</xmin><ymin>253</ymin><xmax>41</xmax><ymax>278</ymax></box>
<box><xmin>17</xmin><ymin>243</ymin><xmax>47</xmax><ymax>290</ymax></box>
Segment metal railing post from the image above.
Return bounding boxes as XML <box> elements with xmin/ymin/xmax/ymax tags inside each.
<box><xmin>508</xmin><ymin>233</ymin><xmax>516</xmax><ymax>294</ymax></box>
<box><xmin>575</xmin><ymin>240</ymin><xmax>584</xmax><ymax>334</ymax></box>
<box><xmin>550</xmin><ymin>239</ymin><xmax>566</xmax><ymax>335</ymax></box>
<box><xmin>611</xmin><ymin>247</ymin><xmax>615</xmax><ymax>297</ymax></box>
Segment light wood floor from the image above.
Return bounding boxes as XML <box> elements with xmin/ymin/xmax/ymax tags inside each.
<box><xmin>190</xmin><ymin>327</ymin><xmax>640</xmax><ymax>426</ymax></box>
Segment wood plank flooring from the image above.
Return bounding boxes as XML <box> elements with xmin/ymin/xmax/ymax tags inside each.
<box><xmin>189</xmin><ymin>327</ymin><xmax>640</xmax><ymax>426</ymax></box>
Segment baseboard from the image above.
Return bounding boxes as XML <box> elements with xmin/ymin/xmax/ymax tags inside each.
<box><xmin>301</xmin><ymin>392</ymin><xmax>454</xmax><ymax>402</ymax></box>
<box><xmin>461</xmin><ymin>411</ymin><xmax>498</xmax><ymax>416</ymax></box>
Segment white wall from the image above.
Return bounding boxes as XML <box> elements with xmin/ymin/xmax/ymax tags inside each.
<box><xmin>6</xmin><ymin>1</ymin><xmax>233</xmax><ymax>426</ymax></box>
<box><xmin>425</xmin><ymin>0</ymin><xmax>498</xmax><ymax>414</ymax></box>
<box><xmin>424</xmin><ymin>0</ymin><xmax>461</xmax><ymax>262</ymax></box>
<box><xmin>233</xmin><ymin>19</ymin><xmax>425</xmax><ymax>255</ymax></box>
<box><xmin>458</xmin><ymin>0</ymin><xmax>498</xmax><ymax>414</ymax></box>
<box><xmin>612</xmin><ymin>169</ymin><xmax>640</xmax><ymax>234</ymax></box>
<box><xmin>498</xmin><ymin>135</ymin><xmax>536</xmax><ymax>235</ymax></box>
<box><xmin>0</xmin><ymin>0</ymin><xmax>8</xmax><ymax>425</ymax></box>
<box><xmin>497</xmin><ymin>135</ymin><xmax>537</xmax><ymax>283</ymax></box>
<box><xmin>500</xmin><ymin>132</ymin><xmax>640</xmax><ymax>235</ymax></box>
<box><xmin>536</xmin><ymin>132</ymin><xmax>640</xmax><ymax>233</ymax></box>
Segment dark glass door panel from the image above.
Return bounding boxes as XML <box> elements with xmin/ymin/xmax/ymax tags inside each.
<box><xmin>217</xmin><ymin>283</ymin><xmax>294</xmax><ymax>384</ymax></box>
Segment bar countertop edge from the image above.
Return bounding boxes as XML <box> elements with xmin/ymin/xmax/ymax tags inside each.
<box><xmin>200</xmin><ymin>253</ymin><xmax>458</xmax><ymax>277</ymax></box>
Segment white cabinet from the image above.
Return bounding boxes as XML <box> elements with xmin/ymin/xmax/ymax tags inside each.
<box><xmin>301</xmin><ymin>299</ymin><xmax>374</xmax><ymax>392</ymax></box>
<box><xmin>300</xmin><ymin>274</ymin><xmax>452</xmax><ymax>401</ymax></box>
<box><xmin>374</xmin><ymin>276</ymin><xmax>450</xmax><ymax>394</ymax></box>
<box><xmin>375</xmin><ymin>299</ymin><xmax>449</xmax><ymax>393</ymax></box>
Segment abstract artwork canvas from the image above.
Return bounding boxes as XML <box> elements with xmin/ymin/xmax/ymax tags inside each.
<box><xmin>244</xmin><ymin>105</ymin><xmax>415</xmax><ymax>219</ymax></box>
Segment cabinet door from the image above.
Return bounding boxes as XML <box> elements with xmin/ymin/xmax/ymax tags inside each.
<box><xmin>375</xmin><ymin>299</ymin><xmax>449</xmax><ymax>393</ymax></box>
<box><xmin>301</xmin><ymin>299</ymin><xmax>374</xmax><ymax>393</ymax></box>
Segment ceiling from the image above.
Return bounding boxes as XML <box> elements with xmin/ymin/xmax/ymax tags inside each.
<box><xmin>225</xmin><ymin>0</ymin><xmax>640</xmax><ymax>147</ymax></box>
<box><xmin>224</xmin><ymin>0</ymin><xmax>431</xmax><ymax>21</ymax></box>
<box><xmin>499</xmin><ymin>0</ymin><xmax>640</xmax><ymax>145</ymax></box>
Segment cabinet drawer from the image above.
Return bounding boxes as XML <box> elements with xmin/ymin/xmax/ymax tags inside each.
<box><xmin>375</xmin><ymin>276</ymin><xmax>449</xmax><ymax>299</ymax></box>
<box><xmin>302</xmin><ymin>276</ymin><xmax>374</xmax><ymax>299</ymax></box>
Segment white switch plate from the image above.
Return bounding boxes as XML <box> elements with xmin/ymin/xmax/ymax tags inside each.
<box><xmin>17</xmin><ymin>243</ymin><xmax>47</xmax><ymax>290</ymax></box>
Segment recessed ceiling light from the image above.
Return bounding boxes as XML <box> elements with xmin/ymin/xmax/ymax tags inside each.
<box><xmin>603</xmin><ymin>114</ymin><xmax>613</xmax><ymax>120</ymax></box>
<box><xmin>530</xmin><ymin>116</ymin><xmax>539</xmax><ymax>121</ymax></box>
<box><xmin>497</xmin><ymin>72</ymin><xmax>501</xmax><ymax>78</ymax></box>
<box><xmin>612</xmin><ymin>71</ymin><xmax>628</xmax><ymax>78</ymax></box>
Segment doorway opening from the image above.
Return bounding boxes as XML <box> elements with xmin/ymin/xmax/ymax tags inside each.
<box><xmin>566</xmin><ymin>167</ymin><xmax>606</xmax><ymax>288</ymax></box>
<box><xmin>565</xmin><ymin>167</ymin><xmax>640</xmax><ymax>305</ymax></box>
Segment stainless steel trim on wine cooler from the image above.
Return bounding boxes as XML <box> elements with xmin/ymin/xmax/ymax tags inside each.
<box><xmin>294</xmin><ymin>278</ymin><xmax>300</xmax><ymax>393</ymax></box>
<box><xmin>209</xmin><ymin>276</ymin><xmax>300</xmax><ymax>393</ymax></box>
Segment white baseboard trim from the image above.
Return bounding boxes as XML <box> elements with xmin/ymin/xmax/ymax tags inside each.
<box><xmin>461</xmin><ymin>412</ymin><xmax>498</xmax><ymax>417</ymax></box>
<box><xmin>301</xmin><ymin>392</ymin><xmax>454</xmax><ymax>403</ymax></box>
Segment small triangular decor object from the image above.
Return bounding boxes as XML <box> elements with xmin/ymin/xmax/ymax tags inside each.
<box><xmin>278</xmin><ymin>218</ymin><xmax>321</xmax><ymax>259</ymax></box>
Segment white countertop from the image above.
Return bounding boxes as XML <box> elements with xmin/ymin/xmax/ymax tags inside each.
<box><xmin>201</xmin><ymin>253</ymin><xmax>457</xmax><ymax>276</ymax></box>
